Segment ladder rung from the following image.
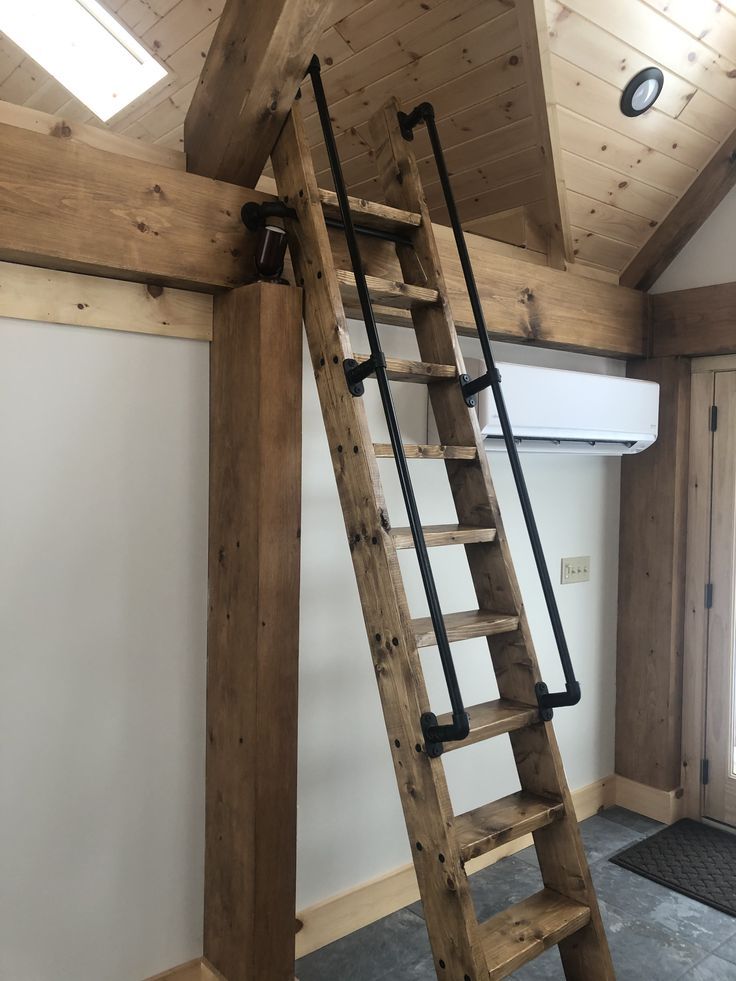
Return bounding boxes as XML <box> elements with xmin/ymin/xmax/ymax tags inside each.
<box><xmin>354</xmin><ymin>353</ymin><xmax>456</xmax><ymax>385</ymax></box>
<box><xmin>480</xmin><ymin>889</ymin><xmax>590</xmax><ymax>980</ymax></box>
<box><xmin>319</xmin><ymin>188</ymin><xmax>421</xmax><ymax>233</ymax></box>
<box><xmin>411</xmin><ymin>610</ymin><xmax>519</xmax><ymax>648</ymax></box>
<box><xmin>337</xmin><ymin>269</ymin><xmax>439</xmax><ymax>310</ymax></box>
<box><xmin>437</xmin><ymin>699</ymin><xmax>539</xmax><ymax>752</ymax></box>
<box><xmin>454</xmin><ymin>791</ymin><xmax>565</xmax><ymax>864</ymax></box>
<box><xmin>390</xmin><ymin>523</ymin><xmax>496</xmax><ymax>549</ymax></box>
<box><xmin>373</xmin><ymin>443</ymin><xmax>478</xmax><ymax>460</ymax></box>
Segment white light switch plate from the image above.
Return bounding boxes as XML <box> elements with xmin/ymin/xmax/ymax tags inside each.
<box><xmin>561</xmin><ymin>556</ymin><xmax>590</xmax><ymax>584</ymax></box>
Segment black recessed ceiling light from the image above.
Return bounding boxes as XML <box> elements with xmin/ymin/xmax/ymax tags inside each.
<box><xmin>620</xmin><ymin>67</ymin><xmax>664</xmax><ymax>117</ymax></box>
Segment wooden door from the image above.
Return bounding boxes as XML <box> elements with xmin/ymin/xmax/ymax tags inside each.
<box><xmin>704</xmin><ymin>370</ymin><xmax>736</xmax><ymax>826</ymax></box>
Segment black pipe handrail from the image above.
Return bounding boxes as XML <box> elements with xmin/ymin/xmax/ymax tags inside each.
<box><xmin>307</xmin><ymin>57</ymin><xmax>469</xmax><ymax>755</ymax></box>
<box><xmin>398</xmin><ymin>101</ymin><xmax>581</xmax><ymax>719</ymax></box>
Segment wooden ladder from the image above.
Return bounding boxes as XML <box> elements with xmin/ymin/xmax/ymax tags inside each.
<box><xmin>272</xmin><ymin>98</ymin><xmax>615</xmax><ymax>981</ymax></box>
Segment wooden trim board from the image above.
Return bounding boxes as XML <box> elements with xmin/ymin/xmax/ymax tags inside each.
<box><xmin>0</xmin><ymin>262</ymin><xmax>213</xmax><ymax>341</ymax></box>
<box><xmin>144</xmin><ymin>958</ymin><xmax>224</xmax><ymax>981</ymax></box>
<box><xmin>614</xmin><ymin>775</ymin><xmax>685</xmax><ymax>826</ymax></box>
<box><xmin>295</xmin><ymin>775</ymin><xmax>615</xmax><ymax>958</ymax></box>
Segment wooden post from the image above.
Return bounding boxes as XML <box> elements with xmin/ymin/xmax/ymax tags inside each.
<box><xmin>616</xmin><ymin>357</ymin><xmax>691</xmax><ymax>792</ymax></box>
<box><xmin>205</xmin><ymin>281</ymin><xmax>303</xmax><ymax>981</ymax></box>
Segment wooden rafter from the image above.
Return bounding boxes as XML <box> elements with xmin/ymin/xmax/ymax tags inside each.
<box><xmin>184</xmin><ymin>0</ymin><xmax>336</xmax><ymax>185</ymax></box>
<box><xmin>621</xmin><ymin>127</ymin><xmax>736</xmax><ymax>291</ymax></box>
<box><xmin>515</xmin><ymin>0</ymin><xmax>572</xmax><ymax>268</ymax></box>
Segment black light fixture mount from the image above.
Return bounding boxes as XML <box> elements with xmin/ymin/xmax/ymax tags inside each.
<box><xmin>620</xmin><ymin>67</ymin><xmax>664</xmax><ymax>117</ymax></box>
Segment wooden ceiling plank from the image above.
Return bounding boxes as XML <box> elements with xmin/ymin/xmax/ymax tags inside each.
<box><xmin>557</xmin><ymin>106</ymin><xmax>696</xmax><ymax>196</ymax></box>
<box><xmin>547</xmin><ymin>1</ymin><xmax>696</xmax><ymax>120</ymax></box>
<box><xmin>184</xmin><ymin>0</ymin><xmax>335</xmax><ymax>186</ymax></box>
<box><xmin>563</xmin><ymin>149</ymin><xmax>676</xmax><ymax>222</ymax></box>
<box><xmin>620</xmin><ymin>126</ymin><xmax>736</xmax><ymax>290</ymax></box>
<box><xmin>678</xmin><ymin>88</ymin><xmax>736</xmax><ymax>144</ymax></box>
<box><xmin>551</xmin><ymin>54</ymin><xmax>717</xmax><ymax>171</ymax></box>
<box><xmin>301</xmin><ymin>12</ymin><xmax>522</xmax><ymax>145</ymax></box>
<box><xmin>571</xmin><ymin>225</ymin><xmax>637</xmax><ymax>271</ymax></box>
<box><xmin>516</xmin><ymin>0</ymin><xmax>572</xmax><ymax>266</ymax></box>
<box><xmin>561</xmin><ymin>0</ymin><xmax>736</xmax><ymax>111</ymax></box>
<box><xmin>640</xmin><ymin>0</ymin><xmax>736</xmax><ymax>65</ymax></box>
<box><xmin>418</xmin><ymin>117</ymin><xmax>537</xmax><ymax>187</ymax></box>
<box><xmin>0</xmin><ymin>98</ymin><xmax>185</xmax><ymax>169</ymax></box>
<box><xmin>567</xmin><ymin>190</ymin><xmax>656</xmax><ymax>248</ymax></box>
<box><xmin>334</xmin><ymin>0</ymin><xmax>450</xmax><ymax>53</ymax></box>
<box><xmin>430</xmin><ymin>172</ymin><xmax>546</xmax><ymax>224</ymax></box>
<box><xmin>141</xmin><ymin>0</ymin><xmax>227</xmax><ymax>62</ymax></box>
<box><xmin>422</xmin><ymin>146</ymin><xmax>542</xmax><ymax>212</ymax></box>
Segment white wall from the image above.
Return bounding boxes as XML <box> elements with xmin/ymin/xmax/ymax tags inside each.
<box><xmin>0</xmin><ymin>319</ymin><xmax>209</xmax><ymax>981</ymax></box>
<box><xmin>0</xmin><ymin>313</ymin><xmax>622</xmax><ymax>975</ymax></box>
<box><xmin>297</xmin><ymin>323</ymin><xmax>622</xmax><ymax>909</ymax></box>
<box><xmin>651</xmin><ymin>185</ymin><xmax>736</xmax><ymax>293</ymax></box>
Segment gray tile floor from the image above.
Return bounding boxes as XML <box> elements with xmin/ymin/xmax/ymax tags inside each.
<box><xmin>296</xmin><ymin>807</ymin><xmax>736</xmax><ymax>980</ymax></box>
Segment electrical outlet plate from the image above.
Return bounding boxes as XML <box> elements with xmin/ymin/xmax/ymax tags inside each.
<box><xmin>561</xmin><ymin>556</ymin><xmax>590</xmax><ymax>584</ymax></box>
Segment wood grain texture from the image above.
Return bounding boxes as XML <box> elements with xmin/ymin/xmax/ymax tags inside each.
<box><xmin>0</xmin><ymin>120</ymin><xmax>268</xmax><ymax>290</ymax></box>
<box><xmin>651</xmin><ymin>283</ymin><xmax>736</xmax><ymax>358</ymax></box>
<box><xmin>454</xmin><ymin>792</ymin><xmax>565</xmax><ymax>862</ymax></box>
<box><xmin>185</xmin><ymin>0</ymin><xmax>335</xmax><ymax>184</ymax></box>
<box><xmin>621</xmin><ymin>129</ymin><xmax>736</xmax><ymax>290</ymax></box>
<box><xmin>516</xmin><ymin>0</ymin><xmax>571</xmax><ymax>266</ymax></box>
<box><xmin>410</xmin><ymin>609</ymin><xmax>520</xmax><ymax>648</ymax></box>
<box><xmin>205</xmin><ymin>282</ymin><xmax>303</xmax><ymax>981</ymax></box>
<box><xmin>0</xmin><ymin>261</ymin><xmax>212</xmax><ymax>341</ymax></box>
<box><xmin>436</xmin><ymin>700</ymin><xmax>542</xmax><ymax>752</ymax></box>
<box><xmin>616</xmin><ymin>357</ymin><xmax>691</xmax><ymax>791</ymax></box>
<box><xmin>681</xmin><ymin>370</ymin><xmax>715</xmax><ymax>820</ymax></box>
<box><xmin>480</xmin><ymin>890</ymin><xmax>590</xmax><ymax>979</ymax></box>
<box><xmin>390</xmin><ymin>524</ymin><xmax>496</xmax><ymax>548</ymax></box>
<box><xmin>369</xmin><ymin>96</ymin><xmax>614</xmax><ymax>980</ymax></box>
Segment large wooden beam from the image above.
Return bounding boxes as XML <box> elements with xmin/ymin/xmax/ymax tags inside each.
<box><xmin>621</xmin><ymin>128</ymin><xmax>736</xmax><ymax>291</ymax></box>
<box><xmin>515</xmin><ymin>0</ymin><xmax>572</xmax><ymax>268</ymax></box>
<box><xmin>206</xmin><ymin>281</ymin><xmax>303</xmax><ymax>981</ymax></box>
<box><xmin>0</xmin><ymin>115</ymin><xmax>646</xmax><ymax>357</ymax></box>
<box><xmin>185</xmin><ymin>0</ymin><xmax>335</xmax><ymax>185</ymax></box>
<box><xmin>616</xmin><ymin>357</ymin><xmax>691</xmax><ymax>791</ymax></box>
<box><xmin>651</xmin><ymin>283</ymin><xmax>736</xmax><ymax>358</ymax></box>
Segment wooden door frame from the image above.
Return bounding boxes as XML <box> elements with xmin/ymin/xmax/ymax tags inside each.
<box><xmin>681</xmin><ymin>356</ymin><xmax>736</xmax><ymax>819</ymax></box>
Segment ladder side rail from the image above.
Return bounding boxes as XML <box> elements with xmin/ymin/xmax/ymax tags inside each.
<box><xmin>398</xmin><ymin>101</ymin><xmax>581</xmax><ymax>719</ymax></box>
<box><xmin>307</xmin><ymin>56</ymin><xmax>469</xmax><ymax>752</ymax></box>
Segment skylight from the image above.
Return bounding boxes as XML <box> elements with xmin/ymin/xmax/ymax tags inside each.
<box><xmin>0</xmin><ymin>0</ymin><xmax>168</xmax><ymax>122</ymax></box>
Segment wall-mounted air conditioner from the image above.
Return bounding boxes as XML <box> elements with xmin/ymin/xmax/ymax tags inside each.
<box><xmin>463</xmin><ymin>360</ymin><xmax>659</xmax><ymax>456</ymax></box>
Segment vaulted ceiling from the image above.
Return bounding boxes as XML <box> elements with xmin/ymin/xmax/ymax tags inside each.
<box><xmin>1</xmin><ymin>0</ymin><xmax>736</xmax><ymax>284</ymax></box>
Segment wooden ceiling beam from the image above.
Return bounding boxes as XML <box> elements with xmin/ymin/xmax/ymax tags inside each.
<box><xmin>651</xmin><ymin>283</ymin><xmax>736</xmax><ymax>358</ymax></box>
<box><xmin>621</xmin><ymin>129</ymin><xmax>736</xmax><ymax>291</ymax></box>
<box><xmin>515</xmin><ymin>0</ymin><xmax>572</xmax><ymax>269</ymax></box>
<box><xmin>0</xmin><ymin>112</ymin><xmax>646</xmax><ymax>358</ymax></box>
<box><xmin>184</xmin><ymin>0</ymin><xmax>336</xmax><ymax>186</ymax></box>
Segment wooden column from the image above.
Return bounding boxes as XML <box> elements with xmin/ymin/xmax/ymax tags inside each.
<box><xmin>616</xmin><ymin>357</ymin><xmax>691</xmax><ymax>791</ymax></box>
<box><xmin>206</xmin><ymin>281</ymin><xmax>303</xmax><ymax>981</ymax></box>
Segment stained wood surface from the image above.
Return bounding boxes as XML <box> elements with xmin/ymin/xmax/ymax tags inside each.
<box><xmin>390</xmin><ymin>524</ymin><xmax>496</xmax><ymax>548</ymax></box>
<box><xmin>373</xmin><ymin>443</ymin><xmax>478</xmax><ymax>459</ymax></box>
<box><xmin>0</xmin><ymin>261</ymin><xmax>212</xmax><ymax>341</ymax></box>
<box><xmin>185</xmin><ymin>0</ymin><xmax>335</xmax><ymax>185</ymax></box>
<box><xmin>616</xmin><ymin>357</ymin><xmax>691</xmax><ymax>791</ymax></box>
<box><xmin>454</xmin><ymin>792</ymin><xmax>565</xmax><ymax>863</ymax></box>
<box><xmin>410</xmin><ymin>609</ymin><xmax>520</xmax><ymax>648</ymax></box>
<box><xmin>205</xmin><ymin>282</ymin><xmax>303</xmax><ymax>981</ymax></box>
<box><xmin>319</xmin><ymin>188</ymin><xmax>421</xmax><ymax>231</ymax></box>
<box><xmin>369</xmin><ymin>97</ymin><xmax>614</xmax><ymax>979</ymax></box>
<box><xmin>621</xmin><ymin>129</ymin><xmax>736</xmax><ymax>290</ymax></box>
<box><xmin>479</xmin><ymin>889</ymin><xmax>591</xmax><ymax>979</ymax></box>
<box><xmin>681</xmin><ymin>371</ymin><xmax>716</xmax><ymax>819</ymax></box>
<box><xmin>651</xmin><ymin>282</ymin><xmax>736</xmax><ymax>358</ymax></box>
<box><xmin>436</xmin><ymin>700</ymin><xmax>541</xmax><ymax>752</ymax></box>
<box><xmin>336</xmin><ymin>269</ymin><xmax>439</xmax><ymax>310</ymax></box>
<box><xmin>272</xmin><ymin>100</ymin><xmax>489</xmax><ymax>980</ymax></box>
<box><xmin>353</xmin><ymin>355</ymin><xmax>456</xmax><ymax>385</ymax></box>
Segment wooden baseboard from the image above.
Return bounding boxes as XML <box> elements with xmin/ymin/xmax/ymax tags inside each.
<box><xmin>144</xmin><ymin>958</ymin><xmax>224</xmax><ymax>981</ymax></box>
<box><xmin>614</xmin><ymin>774</ymin><xmax>685</xmax><ymax>825</ymax></box>
<box><xmin>295</xmin><ymin>774</ymin><xmax>616</xmax><ymax>958</ymax></box>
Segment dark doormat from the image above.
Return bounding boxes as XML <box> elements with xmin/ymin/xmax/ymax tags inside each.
<box><xmin>611</xmin><ymin>818</ymin><xmax>736</xmax><ymax>916</ymax></box>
